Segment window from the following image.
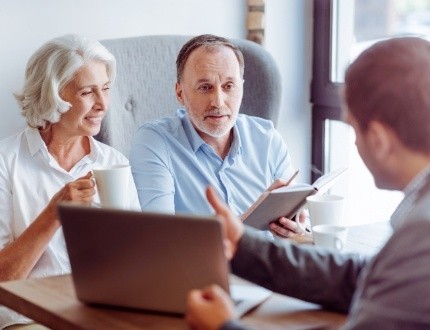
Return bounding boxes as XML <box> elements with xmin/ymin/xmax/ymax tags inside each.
<box><xmin>311</xmin><ymin>0</ymin><xmax>430</xmax><ymax>224</ymax></box>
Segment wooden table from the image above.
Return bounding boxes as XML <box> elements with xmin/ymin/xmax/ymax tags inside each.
<box><xmin>0</xmin><ymin>222</ymin><xmax>392</xmax><ymax>329</ymax></box>
<box><xmin>0</xmin><ymin>275</ymin><xmax>346</xmax><ymax>330</ymax></box>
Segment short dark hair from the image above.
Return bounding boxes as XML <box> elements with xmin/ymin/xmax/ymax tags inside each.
<box><xmin>176</xmin><ymin>34</ymin><xmax>244</xmax><ymax>82</ymax></box>
<box><xmin>344</xmin><ymin>37</ymin><xmax>430</xmax><ymax>153</ymax></box>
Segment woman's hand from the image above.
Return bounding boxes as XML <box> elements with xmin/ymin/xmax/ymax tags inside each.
<box><xmin>43</xmin><ymin>172</ymin><xmax>96</xmax><ymax>224</ymax></box>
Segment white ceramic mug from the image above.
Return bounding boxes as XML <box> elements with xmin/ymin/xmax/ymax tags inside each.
<box><xmin>312</xmin><ymin>224</ymin><xmax>348</xmax><ymax>251</ymax></box>
<box><xmin>92</xmin><ymin>165</ymin><xmax>130</xmax><ymax>209</ymax></box>
<box><xmin>295</xmin><ymin>194</ymin><xmax>345</xmax><ymax>232</ymax></box>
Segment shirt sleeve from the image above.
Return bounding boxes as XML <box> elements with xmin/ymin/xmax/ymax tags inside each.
<box><xmin>130</xmin><ymin>125</ymin><xmax>175</xmax><ymax>213</ymax></box>
<box><xmin>270</xmin><ymin>129</ymin><xmax>295</xmax><ymax>181</ymax></box>
<box><xmin>231</xmin><ymin>227</ymin><xmax>368</xmax><ymax>313</ymax></box>
<box><xmin>345</xmin><ymin>219</ymin><xmax>430</xmax><ymax>329</ymax></box>
<box><xmin>0</xmin><ymin>154</ymin><xmax>13</xmax><ymax>249</ymax></box>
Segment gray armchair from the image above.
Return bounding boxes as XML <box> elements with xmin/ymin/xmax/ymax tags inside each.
<box><xmin>98</xmin><ymin>35</ymin><xmax>282</xmax><ymax>157</ymax></box>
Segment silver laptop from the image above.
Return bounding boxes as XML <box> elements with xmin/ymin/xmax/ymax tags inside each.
<box><xmin>58</xmin><ymin>204</ymin><xmax>271</xmax><ymax>315</ymax></box>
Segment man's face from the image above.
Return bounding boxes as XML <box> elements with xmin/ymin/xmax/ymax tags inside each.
<box><xmin>175</xmin><ymin>46</ymin><xmax>243</xmax><ymax>140</ymax></box>
<box><xmin>344</xmin><ymin>109</ymin><xmax>393</xmax><ymax>189</ymax></box>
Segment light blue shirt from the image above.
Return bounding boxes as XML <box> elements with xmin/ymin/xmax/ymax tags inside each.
<box><xmin>130</xmin><ymin>109</ymin><xmax>295</xmax><ymax>216</ymax></box>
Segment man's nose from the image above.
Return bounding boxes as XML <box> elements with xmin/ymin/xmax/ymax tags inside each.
<box><xmin>210</xmin><ymin>87</ymin><xmax>225</xmax><ymax>108</ymax></box>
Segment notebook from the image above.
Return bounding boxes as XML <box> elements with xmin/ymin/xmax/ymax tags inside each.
<box><xmin>58</xmin><ymin>204</ymin><xmax>271</xmax><ymax>316</ymax></box>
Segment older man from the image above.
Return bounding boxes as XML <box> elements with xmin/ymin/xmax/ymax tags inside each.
<box><xmin>130</xmin><ymin>34</ymin><xmax>304</xmax><ymax>237</ymax></box>
<box><xmin>185</xmin><ymin>37</ymin><xmax>430</xmax><ymax>329</ymax></box>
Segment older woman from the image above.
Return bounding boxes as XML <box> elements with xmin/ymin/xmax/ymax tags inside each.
<box><xmin>0</xmin><ymin>34</ymin><xmax>139</xmax><ymax>328</ymax></box>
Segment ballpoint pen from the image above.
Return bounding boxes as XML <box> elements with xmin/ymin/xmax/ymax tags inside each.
<box><xmin>285</xmin><ymin>169</ymin><xmax>299</xmax><ymax>186</ymax></box>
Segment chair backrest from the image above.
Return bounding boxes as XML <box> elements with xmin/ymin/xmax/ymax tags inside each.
<box><xmin>98</xmin><ymin>35</ymin><xmax>282</xmax><ymax>157</ymax></box>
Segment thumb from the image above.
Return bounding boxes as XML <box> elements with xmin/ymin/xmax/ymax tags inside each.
<box><xmin>77</xmin><ymin>171</ymin><xmax>94</xmax><ymax>181</ymax></box>
<box><xmin>206</xmin><ymin>186</ymin><xmax>230</xmax><ymax>218</ymax></box>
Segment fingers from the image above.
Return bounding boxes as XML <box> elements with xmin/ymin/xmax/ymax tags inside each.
<box><xmin>266</xmin><ymin>178</ymin><xmax>288</xmax><ymax>191</ymax></box>
<box><xmin>77</xmin><ymin>171</ymin><xmax>93</xmax><ymax>180</ymax></box>
<box><xmin>56</xmin><ymin>175</ymin><xmax>96</xmax><ymax>204</ymax></box>
<box><xmin>298</xmin><ymin>209</ymin><xmax>309</xmax><ymax>224</ymax></box>
<box><xmin>206</xmin><ymin>186</ymin><xmax>244</xmax><ymax>259</ymax></box>
<box><xmin>270</xmin><ymin>217</ymin><xmax>303</xmax><ymax>238</ymax></box>
<box><xmin>186</xmin><ymin>284</ymin><xmax>236</xmax><ymax>330</ymax></box>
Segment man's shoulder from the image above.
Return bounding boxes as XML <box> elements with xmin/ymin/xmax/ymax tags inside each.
<box><xmin>372</xmin><ymin>217</ymin><xmax>430</xmax><ymax>272</ymax></box>
<box><xmin>138</xmin><ymin>113</ymin><xmax>183</xmax><ymax>136</ymax></box>
<box><xmin>408</xmin><ymin>178</ymin><xmax>430</xmax><ymax>221</ymax></box>
<box><xmin>236</xmin><ymin>114</ymin><xmax>276</xmax><ymax>133</ymax></box>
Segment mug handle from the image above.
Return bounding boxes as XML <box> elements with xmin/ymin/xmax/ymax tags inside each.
<box><xmin>334</xmin><ymin>237</ymin><xmax>343</xmax><ymax>251</ymax></box>
<box><xmin>293</xmin><ymin>205</ymin><xmax>309</xmax><ymax>233</ymax></box>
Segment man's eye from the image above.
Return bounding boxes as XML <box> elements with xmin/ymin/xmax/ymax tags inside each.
<box><xmin>224</xmin><ymin>83</ymin><xmax>234</xmax><ymax>90</ymax></box>
<box><xmin>81</xmin><ymin>91</ymin><xmax>92</xmax><ymax>96</ymax></box>
<box><xmin>199</xmin><ymin>85</ymin><xmax>211</xmax><ymax>91</ymax></box>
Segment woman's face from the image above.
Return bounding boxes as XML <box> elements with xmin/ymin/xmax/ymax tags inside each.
<box><xmin>57</xmin><ymin>61</ymin><xmax>111</xmax><ymax>138</ymax></box>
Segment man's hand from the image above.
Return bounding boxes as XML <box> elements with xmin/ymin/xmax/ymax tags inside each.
<box><xmin>266</xmin><ymin>177</ymin><xmax>310</xmax><ymax>239</ymax></box>
<box><xmin>186</xmin><ymin>284</ymin><xmax>237</xmax><ymax>330</ymax></box>
<box><xmin>266</xmin><ymin>178</ymin><xmax>290</xmax><ymax>191</ymax></box>
<box><xmin>270</xmin><ymin>211</ymin><xmax>309</xmax><ymax>239</ymax></box>
<box><xmin>206</xmin><ymin>187</ymin><xmax>244</xmax><ymax>260</ymax></box>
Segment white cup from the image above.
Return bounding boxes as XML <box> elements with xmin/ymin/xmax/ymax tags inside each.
<box><xmin>312</xmin><ymin>224</ymin><xmax>348</xmax><ymax>251</ymax></box>
<box><xmin>306</xmin><ymin>194</ymin><xmax>345</xmax><ymax>228</ymax></box>
<box><xmin>92</xmin><ymin>165</ymin><xmax>131</xmax><ymax>209</ymax></box>
<box><xmin>295</xmin><ymin>194</ymin><xmax>345</xmax><ymax>233</ymax></box>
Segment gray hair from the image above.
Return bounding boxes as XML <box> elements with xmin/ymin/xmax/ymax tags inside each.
<box><xmin>176</xmin><ymin>34</ymin><xmax>245</xmax><ymax>82</ymax></box>
<box><xmin>15</xmin><ymin>34</ymin><xmax>116</xmax><ymax>128</ymax></box>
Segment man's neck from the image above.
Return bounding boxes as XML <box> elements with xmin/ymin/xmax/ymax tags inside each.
<box><xmin>397</xmin><ymin>154</ymin><xmax>430</xmax><ymax>190</ymax></box>
<box><xmin>201</xmin><ymin>131</ymin><xmax>233</xmax><ymax>160</ymax></box>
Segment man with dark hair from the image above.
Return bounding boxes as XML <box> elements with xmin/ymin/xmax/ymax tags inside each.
<box><xmin>185</xmin><ymin>37</ymin><xmax>430</xmax><ymax>329</ymax></box>
<box><xmin>130</xmin><ymin>34</ymin><xmax>305</xmax><ymax>237</ymax></box>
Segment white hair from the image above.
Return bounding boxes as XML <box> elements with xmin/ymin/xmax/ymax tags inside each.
<box><xmin>15</xmin><ymin>34</ymin><xmax>116</xmax><ymax>128</ymax></box>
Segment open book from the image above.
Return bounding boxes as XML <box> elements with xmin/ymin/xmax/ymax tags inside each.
<box><xmin>241</xmin><ymin>167</ymin><xmax>347</xmax><ymax>230</ymax></box>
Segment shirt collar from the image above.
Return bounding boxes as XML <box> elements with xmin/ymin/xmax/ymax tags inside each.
<box><xmin>25</xmin><ymin>126</ymin><xmax>47</xmax><ymax>157</ymax></box>
<box><xmin>179</xmin><ymin>109</ymin><xmax>242</xmax><ymax>156</ymax></box>
<box><xmin>25</xmin><ymin>126</ymin><xmax>99</xmax><ymax>163</ymax></box>
<box><xmin>390</xmin><ymin>165</ymin><xmax>430</xmax><ymax>230</ymax></box>
<box><xmin>403</xmin><ymin>165</ymin><xmax>430</xmax><ymax>197</ymax></box>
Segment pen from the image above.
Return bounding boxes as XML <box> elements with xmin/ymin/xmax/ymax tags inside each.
<box><xmin>285</xmin><ymin>169</ymin><xmax>299</xmax><ymax>186</ymax></box>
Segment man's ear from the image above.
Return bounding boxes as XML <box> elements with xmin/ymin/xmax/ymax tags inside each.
<box><xmin>175</xmin><ymin>82</ymin><xmax>184</xmax><ymax>105</ymax></box>
<box><xmin>367</xmin><ymin>121</ymin><xmax>393</xmax><ymax>161</ymax></box>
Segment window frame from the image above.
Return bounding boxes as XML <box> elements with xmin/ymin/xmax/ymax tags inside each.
<box><xmin>311</xmin><ymin>0</ymin><xmax>342</xmax><ymax>182</ymax></box>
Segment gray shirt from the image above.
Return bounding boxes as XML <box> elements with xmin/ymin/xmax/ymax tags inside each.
<box><xmin>224</xmin><ymin>169</ymin><xmax>430</xmax><ymax>329</ymax></box>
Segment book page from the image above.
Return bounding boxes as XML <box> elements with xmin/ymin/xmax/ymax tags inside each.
<box><xmin>312</xmin><ymin>167</ymin><xmax>348</xmax><ymax>193</ymax></box>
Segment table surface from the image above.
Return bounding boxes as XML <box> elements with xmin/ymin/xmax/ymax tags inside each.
<box><xmin>0</xmin><ymin>221</ymin><xmax>392</xmax><ymax>330</ymax></box>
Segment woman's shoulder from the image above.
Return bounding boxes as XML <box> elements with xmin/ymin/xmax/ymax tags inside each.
<box><xmin>0</xmin><ymin>129</ymin><xmax>27</xmax><ymax>155</ymax></box>
<box><xmin>91</xmin><ymin>138</ymin><xmax>129</xmax><ymax>163</ymax></box>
